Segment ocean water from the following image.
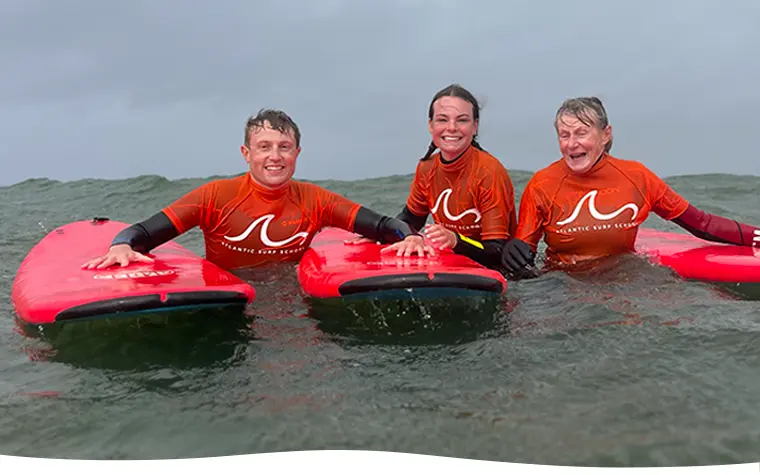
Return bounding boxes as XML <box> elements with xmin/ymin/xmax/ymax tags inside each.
<box><xmin>1</xmin><ymin>170</ymin><xmax>759</xmax><ymax>466</ymax></box>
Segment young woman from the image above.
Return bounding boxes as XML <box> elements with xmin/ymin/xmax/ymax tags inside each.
<box><xmin>380</xmin><ymin>84</ymin><xmax>518</xmax><ymax>271</ymax></box>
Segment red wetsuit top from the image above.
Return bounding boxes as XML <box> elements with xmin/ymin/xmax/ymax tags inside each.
<box><xmin>110</xmin><ymin>174</ymin><xmax>418</xmax><ymax>271</ymax></box>
<box><xmin>161</xmin><ymin>174</ymin><xmax>359</xmax><ymax>269</ymax></box>
<box><xmin>515</xmin><ymin>154</ymin><xmax>760</xmax><ymax>268</ymax></box>
<box><xmin>405</xmin><ymin>145</ymin><xmax>517</xmax><ymax>241</ymax></box>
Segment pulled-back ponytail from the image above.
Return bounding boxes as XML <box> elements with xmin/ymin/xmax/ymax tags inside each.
<box><xmin>420</xmin><ymin>141</ymin><xmax>438</xmax><ymax>161</ymax></box>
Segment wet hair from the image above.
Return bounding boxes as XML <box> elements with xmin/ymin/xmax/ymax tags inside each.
<box><xmin>244</xmin><ymin>108</ymin><xmax>301</xmax><ymax>148</ymax></box>
<box><xmin>420</xmin><ymin>84</ymin><xmax>485</xmax><ymax>161</ymax></box>
<box><xmin>554</xmin><ymin>96</ymin><xmax>613</xmax><ymax>153</ymax></box>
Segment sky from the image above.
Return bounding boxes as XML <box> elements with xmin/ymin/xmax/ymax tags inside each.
<box><xmin>1</xmin><ymin>0</ymin><xmax>759</xmax><ymax>186</ymax></box>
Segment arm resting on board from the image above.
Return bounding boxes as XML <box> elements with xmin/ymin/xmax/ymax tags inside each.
<box><xmin>353</xmin><ymin>207</ymin><xmax>422</xmax><ymax>244</ymax></box>
<box><xmin>451</xmin><ymin>234</ymin><xmax>507</xmax><ymax>271</ymax></box>
<box><xmin>671</xmin><ymin>204</ymin><xmax>760</xmax><ymax>247</ymax></box>
<box><xmin>395</xmin><ymin>206</ymin><xmax>428</xmax><ymax>233</ymax></box>
<box><xmin>110</xmin><ymin>211</ymin><xmax>180</xmax><ymax>253</ymax></box>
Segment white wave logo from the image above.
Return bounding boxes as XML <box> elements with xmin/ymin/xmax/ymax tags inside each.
<box><xmin>753</xmin><ymin>229</ymin><xmax>760</xmax><ymax>247</ymax></box>
<box><xmin>431</xmin><ymin>188</ymin><xmax>481</xmax><ymax>223</ymax></box>
<box><xmin>556</xmin><ymin>190</ymin><xmax>639</xmax><ymax>226</ymax></box>
<box><xmin>223</xmin><ymin>214</ymin><xmax>308</xmax><ymax>247</ymax></box>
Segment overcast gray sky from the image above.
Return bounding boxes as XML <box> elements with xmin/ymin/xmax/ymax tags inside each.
<box><xmin>1</xmin><ymin>0</ymin><xmax>759</xmax><ymax>186</ymax></box>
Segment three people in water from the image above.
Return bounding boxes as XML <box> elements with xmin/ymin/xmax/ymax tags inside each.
<box><xmin>83</xmin><ymin>86</ymin><xmax>760</xmax><ymax>278</ymax></box>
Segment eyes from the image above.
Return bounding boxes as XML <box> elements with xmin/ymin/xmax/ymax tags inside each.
<box><xmin>434</xmin><ymin>116</ymin><xmax>472</xmax><ymax>124</ymax></box>
<box><xmin>559</xmin><ymin>129</ymin><xmax>589</xmax><ymax>140</ymax></box>
<box><xmin>256</xmin><ymin>142</ymin><xmax>294</xmax><ymax>152</ymax></box>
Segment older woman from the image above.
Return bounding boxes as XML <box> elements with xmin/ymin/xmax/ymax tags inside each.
<box><xmin>502</xmin><ymin>96</ymin><xmax>760</xmax><ymax>274</ymax></box>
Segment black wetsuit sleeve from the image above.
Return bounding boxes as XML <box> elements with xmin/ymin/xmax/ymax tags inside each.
<box><xmin>451</xmin><ymin>234</ymin><xmax>507</xmax><ymax>270</ymax></box>
<box><xmin>109</xmin><ymin>211</ymin><xmax>180</xmax><ymax>253</ymax></box>
<box><xmin>352</xmin><ymin>206</ymin><xmax>422</xmax><ymax>244</ymax></box>
<box><xmin>395</xmin><ymin>205</ymin><xmax>428</xmax><ymax>233</ymax></box>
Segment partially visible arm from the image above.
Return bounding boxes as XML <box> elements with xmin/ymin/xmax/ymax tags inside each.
<box><xmin>111</xmin><ymin>182</ymin><xmax>212</xmax><ymax>253</ymax></box>
<box><xmin>500</xmin><ymin>178</ymin><xmax>546</xmax><ymax>277</ymax></box>
<box><xmin>513</xmin><ymin>178</ymin><xmax>546</xmax><ymax>253</ymax></box>
<box><xmin>110</xmin><ymin>211</ymin><xmax>180</xmax><ymax>253</ymax></box>
<box><xmin>353</xmin><ymin>207</ymin><xmax>422</xmax><ymax>244</ymax></box>
<box><xmin>314</xmin><ymin>186</ymin><xmax>422</xmax><ymax>244</ymax></box>
<box><xmin>671</xmin><ymin>204</ymin><xmax>760</xmax><ymax>247</ymax></box>
<box><xmin>395</xmin><ymin>205</ymin><xmax>428</xmax><ymax>233</ymax></box>
<box><xmin>643</xmin><ymin>166</ymin><xmax>759</xmax><ymax>247</ymax></box>
<box><xmin>401</xmin><ymin>162</ymin><xmax>431</xmax><ymax>232</ymax></box>
<box><xmin>448</xmin><ymin>231</ymin><xmax>536</xmax><ymax>277</ymax></box>
<box><xmin>451</xmin><ymin>234</ymin><xmax>507</xmax><ymax>269</ymax></box>
<box><xmin>82</xmin><ymin>184</ymin><xmax>209</xmax><ymax>269</ymax></box>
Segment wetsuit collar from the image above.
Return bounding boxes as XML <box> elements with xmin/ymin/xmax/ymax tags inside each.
<box><xmin>563</xmin><ymin>152</ymin><xmax>609</xmax><ymax>176</ymax></box>
<box><xmin>246</xmin><ymin>173</ymin><xmax>290</xmax><ymax>200</ymax></box>
<box><xmin>589</xmin><ymin>151</ymin><xmax>608</xmax><ymax>172</ymax></box>
<box><xmin>438</xmin><ymin>145</ymin><xmax>474</xmax><ymax>172</ymax></box>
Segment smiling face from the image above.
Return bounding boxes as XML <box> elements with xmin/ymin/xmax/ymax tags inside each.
<box><xmin>555</xmin><ymin>113</ymin><xmax>612</xmax><ymax>175</ymax></box>
<box><xmin>428</xmin><ymin>96</ymin><xmax>478</xmax><ymax>160</ymax></box>
<box><xmin>240</xmin><ymin>121</ymin><xmax>300</xmax><ymax>189</ymax></box>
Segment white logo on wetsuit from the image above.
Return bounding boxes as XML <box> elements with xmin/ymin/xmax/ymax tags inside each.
<box><xmin>431</xmin><ymin>188</ymin><xmax>482</xmax><ymax>223</ymax></box>
<box><xmin>753</xmin><ymin>229</ymin><xmax>760</xmax><ymax>246</ymax></box>
<box><xmin>223</xmin><ymin>214</ymin><xmax>308</xmax><ymax>247</ymax></box>
<box><xmin>557</xmin><ymin>190</ymin><xmax>639</xmax><ymax>226</ymax></box>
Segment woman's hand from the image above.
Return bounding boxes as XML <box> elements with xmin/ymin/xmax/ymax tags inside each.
<box><xmin>422</xmin><ymin>223</ymin><xmax>457</xmax><ymax>250</ymax></box>
<box><xmin>380</xmin><ymin>235</ymin><xmax>436</xmax><ymax>257</ymax></box>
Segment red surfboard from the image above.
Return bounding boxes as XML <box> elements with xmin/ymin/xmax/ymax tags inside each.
<box><xmin>297</xmin><ymin>227</ymin><xmax>507</xmax><ymax>299</ymax></box>
<box><xmin>635</xmin><ymin>227</ymin><xmax>760</xmax><ymax>282</ymax></box>
<box><xmin>11</xmin><ymin>218</ymin><xmax>256</xmax><ymax>325</ymax></box>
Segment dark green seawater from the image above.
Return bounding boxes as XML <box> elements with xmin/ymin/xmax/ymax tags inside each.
<box><xmin>1</xmin><ymin>170</ymin><xmax>760</xmax><ymax>466</ymax></box>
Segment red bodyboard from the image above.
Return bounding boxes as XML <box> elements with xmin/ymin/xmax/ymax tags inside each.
<box><xmin>635</xmin><ymin>227</ymin><xmax>760</xmax><ymax>282</ymax></box>
<box><xmin>11</xmin><ymin>218</ymin><xmax>256</xmax><ymax>325</ymax></box>
<box><xmin>297</xmin><ymin>227</ymin><xmax>507</xmax><ymax>299</ymax></box>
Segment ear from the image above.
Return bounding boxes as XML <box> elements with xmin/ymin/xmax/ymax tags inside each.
<box><xmin>240</xmin><ymin>145</ymin><xmax>250</xmax><ymax>164</ymax></box>
<box><xmin>428</xmin><ymin>119</ymin><xmax>434</xmax><ymax>136</ymax></box>
<box><xmin>603</xmin><ymin>125</ymin><xmax>612</xmax><ymax>144</ymax></box>
<box><xmin>473</xmin><ymin>119</ymin><xmax>479</xmax><ymax>136</ymax></box>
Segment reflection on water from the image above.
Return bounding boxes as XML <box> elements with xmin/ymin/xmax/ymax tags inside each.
<box><xmin>501</xmin><ymin>253</ymin><xmax>747</xmax><ymax>340</ymax></box>
<box><xmin>308</xmin><ymin>290</ymin><xmax>506</xmax><ymax>346</ymax></box>
<box><xmin>235</xmin><ymin>262</ymin><xmax>511</xmax><ymax>346</ymax></box>
<box><xmin>708</xmin><ymin>282</ymin><xmax>760</xmax><ymax>301</ymax></box>
<box><xmin>6</xmin><ymin>250</ymin><xmax>760</xmax><ymax>464</ymax></box>
<box><xmin>15</xmin><ymin>308</ymin><xmax>254</xmax><ymax>371</ymax></box>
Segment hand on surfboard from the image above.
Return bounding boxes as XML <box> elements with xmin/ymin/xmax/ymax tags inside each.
<box><xmin>380</xmin><ymin>235</ymin><xmax>436</xmax><ymax>257</ymax></box>
<box><xmin>344</xmin><ymin>236</ymin><xmax>377</xmax><ymax>245</ymax></box>
<box><xmin>81</xmin><ymin>243</ymin><xmax>154</xmax><ymax>270</ymax></box>
<box><xmin>421</xmin><ymin>224</ymin><xmax>457</xmax><ymax>250</ymax></box>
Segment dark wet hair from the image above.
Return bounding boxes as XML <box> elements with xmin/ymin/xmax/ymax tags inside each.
<box><xmin>420</xmin><ymin>84</ymin><xmax>485</xmax><ymax>161</ymax></box>
<box><xmin>554</xmin><ymin>96</ymin><xmax>613</xmax><ymax>154</ymax></box>
<box><xmin>244</xmin><ymin>108</ymin><xmax>301</xmax><ymax>148</ymax></box>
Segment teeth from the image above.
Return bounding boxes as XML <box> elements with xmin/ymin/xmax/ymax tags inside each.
<box><xmin>442</xmin><ymin>136</ymin><xmax>460</xmax><ymax>141</ymax></box>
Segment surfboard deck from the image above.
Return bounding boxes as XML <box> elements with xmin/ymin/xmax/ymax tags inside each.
<box><xmin>11</xmin><ymin>217</ymin><xmax>256</xmax><ymax>325</ymax></box>
<box><xmin>635</xmin><ymin>227</ymin><xmax>760</xmax><ymax>283</ymax></box>
<box><xmin>297</xmin><ymin>227</ymin><xmax>507</xmax><ymax>299</ymax></box>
